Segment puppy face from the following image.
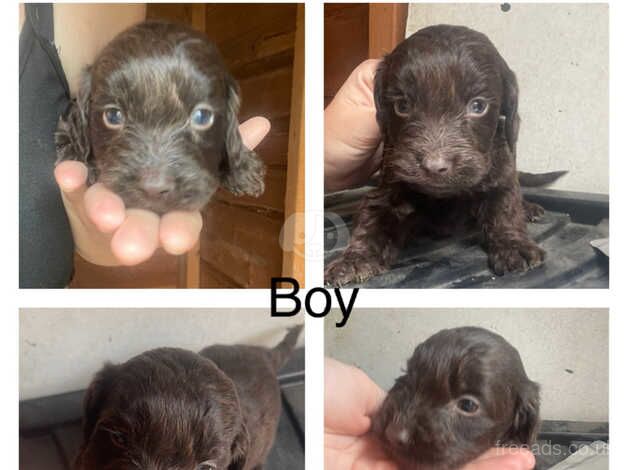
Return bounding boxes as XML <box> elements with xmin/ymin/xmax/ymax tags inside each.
<box><xmin>372</xmin><ymin>327</ymin><xmax>540</xmax><ymax>470</ymax></box>
<box><xmin>375</xmin><ymin>25</ymin><xmax>519</xmax><ymax>197</ymax></box>
<box><xmin>57</xmin><ymin>21</ymin><xmax>265</xmax><ymax>214</ymax></box>
<box><xmin>75</xmin><ymin>348</ymin><xmax>249</xmax><ymax>470</ymax></box>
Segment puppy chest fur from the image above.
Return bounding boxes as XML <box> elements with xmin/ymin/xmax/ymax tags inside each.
<box><xmin>325</xmin><ymin>25</ymin><xmax>546</xmax><ymax>286</ymax></box>
<box><xmin>372</xmin><ymin>327</ymin><xmax>541</xmax><ymax>470</ymax></box>
<box><xmin>56</xmin><ymin>20</ymin><xmax>265</xmax><ymax>214</ymax></box>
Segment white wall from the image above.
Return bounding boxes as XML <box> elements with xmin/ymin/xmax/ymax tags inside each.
<box><xmin>406</xmin><ymin>3</ymin><xmax>608</xmax><ymax>194</ymax></box>
<box><xmin>20</xmin><ymin>309</ymin><xmax>303</xmax><ymax>400</ymax></box>
<box><xmin>326</xmin><ymin>309</ymin><xmax>608</xmax><ymax>422</ymax></box>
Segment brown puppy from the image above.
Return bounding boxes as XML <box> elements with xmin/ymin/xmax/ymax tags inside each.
<box><xmin>372</xmin><ymin>327</ymin><xmax>540</xmax><ymax>470</ymax></box>
<box><xmin>56</xmin><ymin>20</ymin><xmax>265</xmax><ymax>214</ymax></box>
<box><xmin>74</xmin><ymin>325</ymin><xmax>302</xmax><ymax>470</ymax></box>
<box><xmin>325</xmin><ymin>25</ymin><xmax>548</xmax><ymax>286</ymax></box>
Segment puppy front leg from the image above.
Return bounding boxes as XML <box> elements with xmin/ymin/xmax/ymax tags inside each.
<box><xmin>325</xmin><ymin>187</ymin><xmax>416</xmax><ymax>286</ymax></box>
<box><xmin>479</xmin><ymin>185</ymin><xmax>545</xmax><ymax>275</ymax></box>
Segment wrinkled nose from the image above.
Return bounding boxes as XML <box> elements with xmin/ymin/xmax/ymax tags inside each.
<box><xmin>421</xmin><ymin>155</ymin><xmax>452</xmax><ymax>175</ymax></box>
<box><xmin>140</xmin><ymin>169</ymin><xmax>176</xmax><ymax>196</ymax></box>
<box><xmin>385</xmin><ymin>422</ymin><xmax>411</xmax><ymax>447</ymax></box>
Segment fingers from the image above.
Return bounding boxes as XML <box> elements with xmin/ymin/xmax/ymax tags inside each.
<box><xmin>160</xmin><ymin>211</ymin><xmax>203</xmax><ymax>255</ymax></box>
<box><xmin>110</xmin><ymin>209</ymin><xmax>160</xmax><ymax>266</ymax></box>
<box><xmin>84</xmin><ymin>183</ymin><xmax>126</xmax><ymax>233</ymax></box>
<box><xmin>54</xmin><ymin>161</ymin><xmax>89</xmax><ymax>202</ymax></box>
<box><xmin>239</xmin><ymin>116</ymin><xmax>271</xmax><ymax>150</ymax></box>
<box><xmin>466</xmin><ymin>448</ymin><xmax>536</xmax><ymax>470</ymax></box>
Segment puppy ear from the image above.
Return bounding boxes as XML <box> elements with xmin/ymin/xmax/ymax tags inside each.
<box><xmin>220</xmin><ymin>75</ymin><xmax>266</xmax><ymax>198</ymax></box>
<box><xmin>505</xmin><ymin>380</ymin><xmax>541</xmax><ymax>445</ymax></box>
<box><xmin>499</xmin><ymin>63</ymin><xmax>520</xmax><ymax>154</ymax></box>
<box><xmin>228</xmin><ymin>421</ymin><xmax>250</xmax><ymax>470</ymax></box>
<box><xmin>55</xmin><ymin>68</ymin><xmax>94</xmax><ymax>175</ymax></box>
<box><xmin>81</xmin><ymin>363</ymin><xmax>117</xmax><ymax>443</ymax></box>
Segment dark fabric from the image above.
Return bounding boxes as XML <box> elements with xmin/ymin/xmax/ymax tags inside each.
<box><xmin>20</xmin><ymin>3</ymin><xmax>74</xmax><ymax>288</ymax></box>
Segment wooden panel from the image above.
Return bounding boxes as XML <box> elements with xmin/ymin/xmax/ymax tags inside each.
<box><xmin>282</xmin><ymin>4</ymin><xmax>305</xmax><ymax>284</ymax></box>
<box><xmin>201</xmin><ymin>204</ymin><xmax>284</xmax><ymax>287</ymax></box>
<box><xmin>369</xmin><ymin>3</ymin><xmax>409</xmax><ymax>59</ymax></box>
<box><xmin>200</xmin><ymin>4</ymin><xmax>297</xmax><ymax>287</ymax></box>
<box><xmin>324</xmin><ymin>3</ymin><xmax>369</xmax><ymax>106</ymax></box>
<box><xmin>239</xmin><ymin>66</ymin><xmax>294</xmax><ymax>121</ymax></box>
<box><xmin>70</xmin><ymin>251</ymin><xmax>179</xmax><ymax>288</ymax></box>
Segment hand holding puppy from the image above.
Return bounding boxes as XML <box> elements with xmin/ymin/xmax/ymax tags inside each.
<box><xmin>55</xmin><ymin>117</ymin><xmax>270</xmax><ymax>266</ymax></box>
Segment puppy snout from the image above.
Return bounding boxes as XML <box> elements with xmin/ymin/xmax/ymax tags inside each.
<box><xmin>385</xmin><ymin>422</ymin><xmax>411</xmax><ymax>447</ymax></box>
<box><xmin>421</xmin><ymin>154</ymin><xmax>452</xmax><ymax>175</ymax></box>
<box><xmin>140</xmin><ymin>169</ymin><xmax>176</xmax><ymax>196</ymax></box>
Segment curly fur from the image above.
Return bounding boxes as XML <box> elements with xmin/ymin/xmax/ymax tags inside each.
<box><xmin>325</xmin><ymin>25</ymin><xmax>546</xmax><ymax>285</ymax></box>
<box><xmin>75</xmin><ymin>325</ymin><xmax>302</xmax><ymax>470</ymax></box>
<box><xmin>55</xmin><ymin>20</ymin><xmax>265</xmax><ymax>214</ymax></box>
<box><xmin>372</xmin><ymin>327</ymin><xmax>541</xmax><ymax>470</ymax></box>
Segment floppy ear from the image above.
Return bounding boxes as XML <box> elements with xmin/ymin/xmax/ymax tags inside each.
<box><xmin>81</xmin><ymin>363</ymin><xmax>118</xmax><ymax>443</ymax></box>
<box><xmin>504</xmin><ymin>380</ymin><xmax>541</xmax><ymax>445</ymax></box>
<box><xmin>55</xmin><ymin>68</ymin><xmax>94</xmax><ymax>176</ymax></box>
<box><xmin>220</xmin><ymin>75</ymin><xmax>266</xmax><ymax>198</ymax></box>
<box><xmin>228</xmin><ymin>421</ymin><xmax>250</xmax><ymax>470</ymax></box>
<box><xmin>499</xmin><ymin>62</ymin><xmax>520</xmax><ymax>154</ymax></box>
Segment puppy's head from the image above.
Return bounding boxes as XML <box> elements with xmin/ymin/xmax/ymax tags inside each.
<box><xmin>75</xmin><ymin>348</ymin><xmax>250</xmax><ymax>470</ymax></box>
<box><xmin>59</xmin><ymin>21</ymin><xmax>264</xmax><ymax>214</ymax></box>
<box><xmin>374</xmin><ymin>25</ymin><xmax>519</xmax><ymax>197</ymax></box>
<box><xmin>372</xmin><ymin>327</ymin><xmax>540</xmax><ymax>470</ymax></box>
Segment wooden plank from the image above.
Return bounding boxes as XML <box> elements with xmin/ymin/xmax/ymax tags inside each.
<box><xmin>239</xmin><ymin>66</ymin><xmax>294</xmax><ymax>121</ymax></box>
<box><xmin>281</xmin><ymin>4</ymin><xmax>305</xmax><ymax>285</ymax></box>
<box><xmin>324</xmin><ymin>3</ymin><xmax>369</xmax><ymax>105</ymax></box>
<box><xmin>178</xmin><ymin>242</ymin><xmax>200</xmax><ymax>288</ymax></box>
<box><xmin>200</xmin><ymin>259</ymin><xmax>241</xmax><ymax>288</ymax></box>
<box><xmin>200</xmin><ymin>203</ymin><xmax>284</xmax><ymax>288</ymax></box>
<box><xmin>70</xmin><ymin>251</ymin><xmax>178</xmax><ymax>288</ymax></box>
<box><xmin>368</xmin><ymin>3</ymin><xmax>409</xmax><ymax>59</ymax></box>
<box><xmin>214</xmin><ymin>166</ymin><xmax>287</xmax><ymax>213</ymax></box>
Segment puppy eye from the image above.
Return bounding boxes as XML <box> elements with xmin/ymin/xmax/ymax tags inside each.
<box><xmin>456</xmin><ymin>396</ymin><xmax>481</xmax><ymax>415</ymax></box>
<box><xmin>103</xmin><ymin>107</ymin><xmax>124</xmax><ymax>129</ymax></box>
<box><xmin>394</xmin><ymin>99</ymin><xmax>411</xmax><ymax>118</ymax></box>
<box><xmin>467</xmin><ymin>98</ymin><xmax>489</xmax><ymax>116</ymax></box>
<box><xmin>196</xmin><ymin>461</ymin><xmax>217</xmax><ymax>470</ymax></box>
<box><xmin>190</xmin><ymin>105</ymin><xmax>215</xmax><ymax>130</ymax></box>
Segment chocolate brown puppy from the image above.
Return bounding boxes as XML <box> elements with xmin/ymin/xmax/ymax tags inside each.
<box><xmin>372</xmin><ymin>327</ymin><xmax>540</xmax><ymax>470</ymax></box>
<box><xmin>56</xmin><ymin>20</ymin><xmax>265</xmax><ymax>214</ymax></box>
<box><xmin>326</xmin><ymin>25</ymin><xmax>550</xmax><ymax>286</ymax></box>
<box><xmin>74</xmin><ymin>325</ymin><xmax>302</xmax><ymax>470</ymax></box>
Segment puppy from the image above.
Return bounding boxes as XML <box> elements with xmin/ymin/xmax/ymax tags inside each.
<box><xmin>56</xmin><ymin>20</ymin><xmax>265</xmax><ymax>215</ymax></box>
<box><xmin>74</xmin><ymin>325</ymin><xmax>302</xmax><ymax>470</ymax></box>
<box><xmin>326</xmin><ymin>25</ymin><xmax>551</xmax><ymax>286</ymax></box>
<box><xmin>372</xmin><ymin>327</ymin><xmax>540</xmax><ymax>470</ymax></box>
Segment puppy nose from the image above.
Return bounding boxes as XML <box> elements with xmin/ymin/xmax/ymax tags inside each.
<box><xmin>422</xmin><ymin>155</ymin><xmax>451</xmax><ymax>175</ymax></box>
<box><xmin>385</xmin><ymin>423</ymin><xmax>410</xmax><ymax>447</ymax></box>
<box><xmin>140</xmin><ymin>170</ymin><xmax>176</xmax><ymax>196</ymax></box>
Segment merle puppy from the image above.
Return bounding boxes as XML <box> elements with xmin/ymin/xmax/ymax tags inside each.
<box><xmin>56</xmin><ymin>20</ymin><xmax>265</xmax><ymax>215</ymax></box>
<box><xmin>326</xmin><ymin>25</ymin><xmax>555</xmax><ymax>286</ymax></box>
<box><xmin>372</xmin><ymin>327</ymin><xmax>540</xmax><ymax>470</ymax></box>
<box><xmin>74</xmin><ymin>325</ymin><xmax>302</xmax><ymax>470</ymax></box>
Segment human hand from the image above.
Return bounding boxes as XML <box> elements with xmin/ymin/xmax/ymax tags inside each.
<box><xmin>325</xmin><ymin>357</ymin><xmax>396</xmax><ymax>470</ymax></box>
<box><xmin>325</xmin><ymin>59</ymin><xmax>383</xmax><ymax>192</ymax></box>
<box><xmin>55</xmin><ymin>117</ymin><xmax>270</xmax><ymax>266</ymax></box>
<box><xmin>325</xmin><ymin>358</ymin><xmax>536</xmax><ymax>470</ymax></box>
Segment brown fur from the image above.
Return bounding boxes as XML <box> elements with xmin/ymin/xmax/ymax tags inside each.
<box><xmin>325</xmin><ymin>25</ymin><xmax>546</xmax><ymax>286</ymax></box>
<box><xmin>74</xmin><ymin>326</ymin><xmax>302</xmax><ymax>470</ymax></box>
<box><xmin>372</xmin><ymin>327</ymin><xmax>540</xmax><ymax>470</ymax></box>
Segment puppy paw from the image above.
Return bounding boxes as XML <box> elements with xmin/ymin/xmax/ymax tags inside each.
<box><xmin>325</xmin><ymin>253</ymin><xmax>387</xmax><ymax>286</ymax></box>
<box><xmin>523</xmin><ymin>200</ymin><xmax>545</xmax><ymax>222</ymax></box>
<box><xmin>488</xmin><ymin>240</ymin><xmax>545</xmax><ymax>276</ymax></box>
